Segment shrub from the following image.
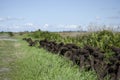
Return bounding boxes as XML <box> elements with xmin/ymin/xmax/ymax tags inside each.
<box><xmin>8</xmin><ymin>32</ymin><xmax>14</xmax><ymax>37</ymax></box>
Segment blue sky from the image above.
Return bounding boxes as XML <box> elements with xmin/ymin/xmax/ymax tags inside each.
<box><xmin>0</xmin><ymin>0</ymin><xmax>120</xmax><ymax>32</ymax></box>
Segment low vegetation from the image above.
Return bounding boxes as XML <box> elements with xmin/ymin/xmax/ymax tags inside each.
<box><xmin>0</xmin><ymin>30</ymin><xmax>120</xmax><ymax>80</ymax></box>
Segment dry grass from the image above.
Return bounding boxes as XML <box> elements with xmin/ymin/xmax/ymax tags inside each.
<box><xmin>58</xmin><ymin>32</ymin><xmax>89</xmax><ymax>37</ymax></box>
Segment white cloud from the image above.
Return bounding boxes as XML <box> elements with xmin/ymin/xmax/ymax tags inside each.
<box><xmin>34</xmin><ymin>24</ymin><xmax>79</xmax><ymax>31</ymax></box>
<box><xmin>25</xmin><ymin>23</ymin><xmax>34</xmax><ymax>26</ymax></box>
<box><xmin>0</xmin><ymin>17</ymin><xmax>24</xmax><ymax>22</ymax></box>
<box><xmin>65</xmin><ymin>25</ymin><xmax>79</xmax><ymax>28</ymax></box>
<box><xmin>0</xmin><ymin>23</ymin><xmax>41</xmax><ymax>32</ymax></box>
<box><xmin>24</xmin><ymin>23</ymin><xmax>42</xmax><ymax>31</ymax></box>
<box><xmin>43</xmin><ymin>24</ymin><xmax>49</xmax><ymax>27</ymax></box>
<box><xmin>56</xmin><ymin>24</ymin><xmax>79</xmax><ymax>29</ymax></box>
<box><xmin>0</xmin><ymin>23</ymin><xmax>81</xmax><ymax>32</ymax></box>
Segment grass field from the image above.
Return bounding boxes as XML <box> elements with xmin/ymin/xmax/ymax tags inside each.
<box><xmin>0</xmin><ymin>36</ymin><xmax>98</xmax><ymax>80</ymax></box>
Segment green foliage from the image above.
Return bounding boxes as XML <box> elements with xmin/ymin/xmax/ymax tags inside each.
<box><xmin>28</xmin><ymin>30</ymin><xmax>62</xmax><ymax>42</ymax></box>
<box><xmin>27</xmin><ymin>30</ymin><xmax>120</xmax><ymax>48</ymax></box>
<box><xmin>26</xmin><ymin>30</ymin><xmax>120</xmax><ymax>58</ymax></box>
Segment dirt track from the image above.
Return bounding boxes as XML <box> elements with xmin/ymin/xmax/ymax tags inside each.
<box><xmin>0</xmin><ymin>35</ymin><xmax>18</xmax><ymax>80</ymax></box>
<box><xmin>0</xmin><ymin>35</ymin><xmax>17</xmax><ymax>41</ymax></box>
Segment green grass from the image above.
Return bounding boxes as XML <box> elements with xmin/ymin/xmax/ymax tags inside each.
<box><xmin>8</xmin><ymin>40</ymin><xmax>97</xmax><ymax>80</ymax></box>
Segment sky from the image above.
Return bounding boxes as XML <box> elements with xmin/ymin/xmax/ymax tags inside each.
<box><xmin>0</xmin><ymin>0</ymin><xmax>120</xmax><ymax>32</ymax></box>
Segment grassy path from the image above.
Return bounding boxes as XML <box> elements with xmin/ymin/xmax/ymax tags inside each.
<box><xmin>0</xmin><ymin>40</ymin><xmax>17</xmax><ymax>80</ymax></box>
<box><xmin>0</xmin><ymin>39</ymin><xmax>97</xmax><ymax>80</ymax></box>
